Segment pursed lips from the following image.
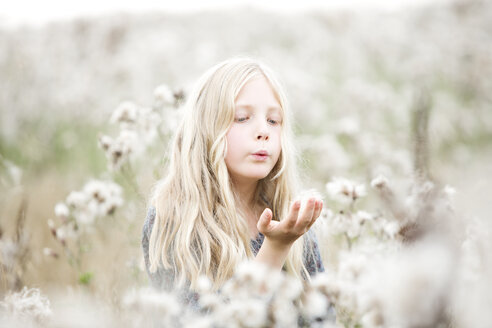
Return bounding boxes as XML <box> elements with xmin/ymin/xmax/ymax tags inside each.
<box><xmin>252</xmin><ymin>150</ymin><xmax>269</xmax><ymax>156</ymax></box>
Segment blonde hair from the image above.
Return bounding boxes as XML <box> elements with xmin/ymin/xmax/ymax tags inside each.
<box><xmin>148</xmin><ymin>56</ymin><xmax>308</xmax><ymax>290</ymax></box>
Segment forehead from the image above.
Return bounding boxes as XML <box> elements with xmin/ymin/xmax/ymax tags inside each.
<box><xmin>234</xmin><ymin>75</ymin><xmax>281</xmax><ymax>110</ymax></box>
<box><xmin>234</xmin><ymin>104</ymin><xmax>282</xmax><ymax>114</ymax></box>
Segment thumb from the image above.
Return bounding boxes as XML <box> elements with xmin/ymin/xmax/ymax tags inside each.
<box><xmin>257</xmin><ymin>208</ymin><xmax>272</xmax><ymax>233</ymax></box>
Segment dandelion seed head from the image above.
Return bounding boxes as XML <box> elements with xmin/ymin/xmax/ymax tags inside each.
<box><xmin>310</xmin><ymin>272</ymin><xmax>340</xmax><ymax>303</ymax></box>
<box><xmin>122</xmin><ymin>287</ymin><xmax>181</xmax><ymax>317</ymax></box>
<box><xmin>42</xmin><ymin>247</ymin><xmax>58</xmax><ymax>258</ymax></box>
<box><xmin>54</xmin><ymin>202</ymin><xmax>69</xmax><ymax>220</ymax></box>
<box><xmin>66</xmin><ymin>191</ymin><xmax>88</xmax><ymax>209</ymax></box>
<box><xmin>47</xmin><ymin>219</ymin><xmax>55</xmax><ymax>229</ymax></box>
<box><xmin>0</xmin><ymin>287</ymin><xmax>52</xmax><ymax>323</ymax></box>
<box><xmin>230</xmin><ymin>298</ymin><xmax>268</xmax><ymax>328</ymax></box>
<box><xmin>195</xmin><ymin>275</ymin><xmax>213</xmax><ymax>294</ymax></box>
<box><xmin>383</xmin><ymin>221</ymin><xmax>400</xmax><ymax>238</ymax></box>
<box><xmin>321</xmin><ymin>207</ymin><xmax>334</xmax><ymax>220</ymax></box>
<box><xmin>370</xmin><ymin>174</ymin><xmax>389</xmax><ymax>189</ymax></box>
<box><xmin>338</xmin><ymin>251</ymin><xmax>369</xmax><ymax>282</ymax></box>
<box><xmin>154</xmin><ymin>84</ymin><xmax>175</xmax><ymax>105</ymax></box>
<box><xmin>105</xmin><ymin>129</ymin><xmax>141</xmax><ymax>170</ymax></box>
<box><xmin>110</xmin><ymin>101</ymin><xmax>138</xmax><ymax>125</ymax></box>
<box><xmin>326</xmin><ymin>177</ymin><xmax>366</xmax><ymax>204</ymax></box>
<box><xmin>98</xmin><ymin>134</ymin><xmax>113</xmax><ymax>151</ymax></box>
<box><xmin>271</xmin><ymin>298</ymin><xmax>299</xmax><ymax>327</ymax></box>
<box><xmin>276</xmin><ymin>275</ymin><xmax>303</xmax><ymax>301</ymax></box>
<box><xmin>301</xmin><ymin>289</ymin><xmax>329</xmax><ymax>319</ymax></box>
<box><xmin>335</xmin><ymin>116</ymin><xmax>360</xmax><ymax>136</ymax></box>
<box><xmin>443</xmin><ymin>184</ymin><xmax>456</xmax><ymax>199</ymax></box>
<box><xmin>361</xmin><ymin>239</ymin><xmax>455</xmax><ymax>327</ymax></box>
<box><xmin>55</xmin><ymin>226</ymin><xmax>66</xmax><ymax>242</ymax></box>
<box><xmin>360</xmin><ymin>309</ymin><xmax>384</xmax><ymax>328</ymax></box>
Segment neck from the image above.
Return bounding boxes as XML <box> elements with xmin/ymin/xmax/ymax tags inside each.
<box><xmin>231</xmin><ymin>178</ymin><xmax>258</xmax><ymax>209</ymax></box>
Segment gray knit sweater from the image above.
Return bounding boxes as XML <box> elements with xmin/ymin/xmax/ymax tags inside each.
<box><xmin>141</xmin><ymin>205</ymin><xmax>325</xmax><ymax>288</ymax></box>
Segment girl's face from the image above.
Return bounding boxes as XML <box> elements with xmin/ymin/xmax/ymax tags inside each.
<box><xmin>225</xmin><ymin>75</ymin><xmax>283</xmax><ymax>185</ymax></box>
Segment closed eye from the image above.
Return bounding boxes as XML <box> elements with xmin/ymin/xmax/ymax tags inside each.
<box><xmin>236</xmin><ymin>117</ymin><xmax>248</xmax><ymax>122</ymax></box>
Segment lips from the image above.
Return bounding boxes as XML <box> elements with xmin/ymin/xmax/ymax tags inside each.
<box><xmin>252</xmin><ymin>150</ymin><xmax>269</xmax><ymax>156</ymax></box>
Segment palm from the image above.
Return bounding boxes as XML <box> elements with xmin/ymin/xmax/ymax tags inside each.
<box><xmin>258</xmin><ymin>197</ymin><xmax>323</xmax><ymax>245</ymax></box>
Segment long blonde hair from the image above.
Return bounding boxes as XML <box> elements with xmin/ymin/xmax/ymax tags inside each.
<box><xmin>148</xmin><ymin>56</ymin><xmax>308</xmax><ymax>290</ymax></box>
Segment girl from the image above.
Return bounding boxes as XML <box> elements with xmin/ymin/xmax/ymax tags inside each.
<box><xmin>141</xmin><ymin>56</ymin><xmax>324</xmax><ymax>297</ymax></box>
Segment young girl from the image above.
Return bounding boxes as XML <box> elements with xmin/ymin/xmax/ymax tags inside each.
<box><xmin>141</xmin><ymin>56</ymin><xmax>324</xmax><ymax>298</ymax></box>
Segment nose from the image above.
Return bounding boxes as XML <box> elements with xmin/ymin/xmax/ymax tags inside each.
<box><xmin>256</xmin><ymin>123</ymin><xmax>269</xmax><ymax>141</ymax></box>
<box><xmin>257</xmin><ymin>133</ymin><xmax>269</xmax><ymax>141</ymax></box>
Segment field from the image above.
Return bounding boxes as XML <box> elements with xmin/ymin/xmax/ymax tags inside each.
<box><xmin>1</xmin><ymin>1</ymin><xmax>492</xmax><ymax>327</ymax></box>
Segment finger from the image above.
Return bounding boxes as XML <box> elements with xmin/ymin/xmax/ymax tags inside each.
<box><xmin>297</xmin><ymin>198</ymin><xmax>316</xmax><ymax>228</ymax></box>
<box><xmin>313</xmin><ymin>199</ymin><xmax>323</xmax><ymax>220</ymax></box>
<box><xmin>284</xmin><ymin>200</ymin><xmax>301</xmax><ymax>228</ymax></box>
<box><xmin>257</xmin><ymin>208</ymin><xmax>273</xmax><ymax>233</ymax></box>
<box><xmin>307</xmin><ymin>200</ymin><xmax>323</xmax><ymax>230</ymax></box>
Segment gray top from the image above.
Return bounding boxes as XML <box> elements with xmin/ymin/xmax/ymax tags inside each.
<box><xmin>141</xmin><ymin>205</ymin><xmax>325</xmax><ymax>294</ymax></box>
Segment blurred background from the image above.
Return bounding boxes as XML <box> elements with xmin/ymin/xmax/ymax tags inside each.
<box><xmin>1</xmin><ymin>0</ymin><xmax>491</xmax><ymax>316</ymax></box>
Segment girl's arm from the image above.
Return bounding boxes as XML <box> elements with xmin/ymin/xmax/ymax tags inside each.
<box><xmin>254</xmin><ymin>197</ymin><xmax>323</xmax><ymax>271</ymax></box>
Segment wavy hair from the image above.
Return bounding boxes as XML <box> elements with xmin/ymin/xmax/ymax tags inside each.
<box><xmin>148</xmin><ymin>56</ymin><xmax>308</xmax><ymax>290</ymax></box>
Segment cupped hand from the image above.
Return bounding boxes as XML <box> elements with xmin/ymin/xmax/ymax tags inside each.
<box><xmin>257</xmin><ymin>197</ymin><xmax>323</xmax><ymax>247</ymax></box>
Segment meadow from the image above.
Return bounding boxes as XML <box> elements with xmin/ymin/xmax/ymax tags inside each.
<box><xmin>1</xmin><ymin>1</ymin><xmax>492</xmax><ymax>327</ymax></box>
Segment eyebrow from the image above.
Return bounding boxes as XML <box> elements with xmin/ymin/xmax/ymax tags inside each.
<box><xmin>235</xmin><ymin>104</ymin><xmax>282</xmax><ymax>112</ymax></box>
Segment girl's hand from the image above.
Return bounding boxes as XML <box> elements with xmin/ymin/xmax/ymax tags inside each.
<box><xmin>257</xmin><ymin>197</ymin><xmax>323</xmax><ymax>248</ymax></box>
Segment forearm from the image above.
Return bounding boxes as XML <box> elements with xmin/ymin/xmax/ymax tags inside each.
<box><xmin>254</xmin><ymin>238</ymin><xmax>293</xmax><ymax>271</ymax></box>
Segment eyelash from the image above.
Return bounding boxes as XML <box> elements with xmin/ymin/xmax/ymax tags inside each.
<box><xmin>236</xmin><ymin>117</ymin><xmax>280</xmax><ymax>125</ymax></box>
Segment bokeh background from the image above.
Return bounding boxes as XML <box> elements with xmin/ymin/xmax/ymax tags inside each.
<box><xmin>1</xmin><ymin>0</ymin><xmax>491</xmax><ymax>326</ymax></box>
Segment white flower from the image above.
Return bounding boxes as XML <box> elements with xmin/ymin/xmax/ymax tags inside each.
<box><xmin>54</xmin><ymin>202</ymin><xmax>69</xmax><ymax>220</ymax></box>
<box><xmin>271</xmin><ymin>298</ymin><xmax>299</xmax><ymax>327</ymax></box>
<box><xmin>225</xmin><ymin>261</ymin><xmax>272</xmax><ymax>297</ymax></box>
<box><xmin>360</xmin><ymin>239</ymin><xmax>455</xmax><ymax>328</ymax></box>
<box><xmin>122</xmin><ymin>287</ymin><xmax>181</xmax><ymax>317</ymax></box>
<box><xmin>107</xmin><ymin>129</ymin><xmax>140</xmax><ymax>170</ymax></box>
<box><xmin>443</xmin><ymin>184</ymin><xmax>456</xmax><ymax>198</ymax></box>
<box><xmin>0</xmin><ymin>287</ymin><xmax>52</xmax><ymax>322</ymax></box>
<box><xmin>326</xmin><ymin>177</ymin><xmax>366</xmax><ymax>204</ymax></box>
<box><xmin>338</xmin><ymin>251</ymin><xmax>369</xmax><ymax>282</ymax></box>
<box><xmin>55</xmin><ymin>226</ymin><xmax>66</xmax><ymax>241</ymax></box>
<box><xmin>154</xmin><ymin>84</ymin><xmax>175</xmax><ymax>105</ymax></box>
<box><xmin>335</xmin><ymin>116</ymin><xmax>360</xmax><ymax>136</ymax></box>
<box><xmin>275</xmin><ymin>275</ymin><xmax>303</xmax><ymax>301</ymax></box>
<box><xmin>370</xmin><ymin>174</ymin><xmax>389</xmax><ymax>189</ymax></box>
<box><xmin>356</xmin><ymin>210</ymin><xmax>373</xmax><ymax>222</ymax></box>
<box><xmin>136</xmin><ymin>106</ymin><xmax>161</xmax><ymax>145</ymax></box>
<box><xmin>310</xmin><ymin>272</ymin><xmax>340</xmax><ymax>303</ymax></box>
<box><xmin>195</xmin><ymin>275</ymin><xmax>213</xmax><ymax>294</ymax></box>
<box><xmin>47</xmin><ymin>219</ymin><xmax>55</xmax><ymax>230</ymax></box>
<box><xmin>63</xmin><ymin>179</ymin><xmax>123</xmax><ymax>226</ymax></box>
<box><xmin>66</xmin><ymin>191</ymin><xmax>88</xmax><ymax>209</ymax></box>
<box><xmin>230</xmin><ymin>298</ymin><xmax>268</xmax><ymax>328</ymax></box>
<box><xmin>110</xmin><ymin>101</ymin><xmax>138</xmax><ymax>125</ymax></box>
<box><xmin>43</xmin><ymin>247</ymin><xmax>58</xmax><ymax>258</ymax></box>
<box><xmin>98</xmin><ymin>134</ymin><xmax>113</xmax><ymax>151</ymax></box>
<box><xmin>301</xmin><ymin>290</ymin><xmax>329</xmax><ymax>319</ymax></box>
<box><xmin>383</xmin><ymin>221</ymin><xmax>400</xmax><ymax>238</ymax></box>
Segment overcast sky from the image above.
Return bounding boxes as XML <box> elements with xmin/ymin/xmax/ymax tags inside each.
<box><xmin>1</xmin><ymin>0</ymin><xmax>448</xmax><ymax>28</ymax></box>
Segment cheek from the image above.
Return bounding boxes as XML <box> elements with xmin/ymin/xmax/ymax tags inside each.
<box><xmin>225</xmin><ymin>128</ymin><xmax>241</xmax><ymax>162</ymax></box>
